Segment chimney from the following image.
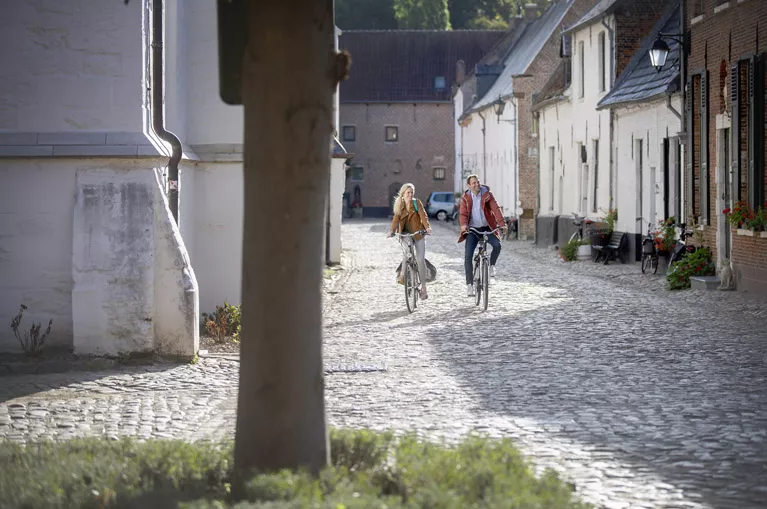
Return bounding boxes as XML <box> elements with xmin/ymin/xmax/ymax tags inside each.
<box><xmin>510</xmin><ymin>14</ymin><xmax>524</xmax><ymax>31</ymax></box>
<box><xmin>524</xmin><ymin>3</ymin><xmax>538</xmax><ymax>22</ymax></box>
<box><xmin>456</xmin><ymin>60</ymin><xmax>466</xmax><ymax>86</ymax></box>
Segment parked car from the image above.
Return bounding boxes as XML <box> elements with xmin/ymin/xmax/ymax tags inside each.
<box><xmin>426</xmin><ymin>191</ymin><xmax>456</xmax><ymax>221</ymax></box>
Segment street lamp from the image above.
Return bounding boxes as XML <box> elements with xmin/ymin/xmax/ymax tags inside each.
<box><xmin>493</xmin><ymin>96</ymin><xmax>505</xmax><ymax>122</ymax></box>
<box><xmin>649</xmin><ymin>33</ymin><xmax>686</xmax><ymax>73</ymax></box>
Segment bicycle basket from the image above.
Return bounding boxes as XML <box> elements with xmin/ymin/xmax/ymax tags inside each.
<box><xmin>642</xmin><ymin>238</ymin><xmax>655</xmax><ymax>255</ymax></box>
<box><xmin>394</xmin><ymin>259</ymin><xmax>437</xmax><ymax>283</ymax></box>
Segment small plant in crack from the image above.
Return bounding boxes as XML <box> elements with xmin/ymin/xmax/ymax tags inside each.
<box><xmin>10</xmin><ymin>304</ymin><xmax>52</xmax><ymax>357</ymax></box>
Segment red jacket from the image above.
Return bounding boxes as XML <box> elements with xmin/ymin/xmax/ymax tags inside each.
<box><xmin>458</xmin><ymin>185</ymin><xmax>506</xmax><ymax>243</ymax></box>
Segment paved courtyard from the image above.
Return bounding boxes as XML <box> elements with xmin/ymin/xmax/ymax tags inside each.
<box><xmin>2</xmin><ymin>219</ymin><xmax>766</xmax><ymax>508</ymax></box>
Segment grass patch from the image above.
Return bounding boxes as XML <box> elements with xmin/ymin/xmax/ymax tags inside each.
<box><xmin>0</xmin><ymin>429</ymin><xmax>590</xmax><ymax>508</ymax></box>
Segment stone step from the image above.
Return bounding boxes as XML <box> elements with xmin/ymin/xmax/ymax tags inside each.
<box><xmin>691</xmin><ymin>275</ymin><xmax>720</xmax><ymax>290</ymax></box>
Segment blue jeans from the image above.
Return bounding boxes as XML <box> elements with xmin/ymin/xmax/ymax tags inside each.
<box><xmin>465</xmin><ymin>227</ymin><xmax>501</xmax><ymax>284</ymax></box>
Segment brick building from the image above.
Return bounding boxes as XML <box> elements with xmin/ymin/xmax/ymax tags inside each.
<box><xmin>338</xmin><ymin>30</ymin><xmax>504</xmax><ymax>217</ymax></box>
<box><xmin>684</xmin><ymin>0</ymin><xmax>767</xmax><ymax>294</ymax></box>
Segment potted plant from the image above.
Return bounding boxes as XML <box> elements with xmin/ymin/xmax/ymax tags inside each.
<box><xmin>723</xmin><ymin>201</ymin><xmax>765</xmax><ymax>234</ymax></box>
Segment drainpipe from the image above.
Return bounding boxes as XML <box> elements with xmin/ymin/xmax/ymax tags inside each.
<box><xmin>512</xmin><ymin>96</ymin><xmax>519</xmax><ymax>229</ymax></box>
<box><xmin>601</xmin><ymin>18</ymin><xmax>615</xmax><ymax>88</ymax></box>
<box><xmin>665</xmin><ymin>94</ymin><xmax>682</xmax><ymax>120</ymax></box>
<box><xmin>478</xmin><ymin>111</ymin><xmax>487</xmax><ymax>182</ymax></box>
<box><xmin>602</xmin><ymin>17</ymin><xmax>616</xmax><ymax>212</ymax></box>
<box><xmin>152</xmin><ymin>0</ymin><xmax>182</xmax><ymax>223</ymax></box>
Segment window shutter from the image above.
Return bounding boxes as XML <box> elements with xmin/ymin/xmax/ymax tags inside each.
<box><xmin>686</xmin><ymin>74</ymin><xmax>694</xmax><ymax>221</ymax></box>
<box><xmin>731</xmin><ymin>63</ymin><xmax>740</xmax><ymax>202</ymax></box>
<box><xmin>749</xmin><ymin>55</ymin><xmax>765</xmax><ymax>208</ymax></box>
<box><xmin>700</xmin><ymin>71</ymin><xmax>709</xmax><ymax>225</ymax></box>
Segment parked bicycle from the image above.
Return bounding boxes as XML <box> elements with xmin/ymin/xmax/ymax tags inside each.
<box><xmin>396</xmin><ymin>230</ymin><xmax>427</xmax><ymax>313</ymax></box>
<box><xmin>668</xmin><ymin>223</ymin><xmax>696</xmax><ymax>273</ymax></box>
<box><xmin>641</xmin><ymin>221</ymin><xmax>659</xmax><ymax>274</ymax></box>
<box><xmin>468</xmin><ymin>227</ymin><xmax>502</xmax><ymax>311</ymax></box>
<box><xmin>569</xmin><ymin>212</ymin><xmax>594</xmax><ymax>243</ymax></box>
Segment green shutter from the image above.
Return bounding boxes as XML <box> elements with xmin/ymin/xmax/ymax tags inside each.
<box><xmin>686</xmin><ymin>74</ymin><xmax>694</xmax><ymax>221</ymax></box>
<box><xmin>731</xmin><ymin>63</ymin><xmax>740</xmax><ymax>202</ymax></box>
<box><xmin>700</xmin><ymin>71</ymin><xmax>709</xmax><ymax>225</ymax></box>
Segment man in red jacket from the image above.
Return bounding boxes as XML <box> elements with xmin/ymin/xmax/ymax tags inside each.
<box><xmin>458</xmin><ymin>174</ymin><xmax>506</xmax><ymax>296</ymax></box>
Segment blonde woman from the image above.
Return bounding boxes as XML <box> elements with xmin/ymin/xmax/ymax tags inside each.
<box><xmin>388</xmin><ymin>183</ymin><xmax>432</xmax><ymax>299</ymax></box>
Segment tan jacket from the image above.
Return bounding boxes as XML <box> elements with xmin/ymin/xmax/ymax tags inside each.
<box><xmin>390</xmin><ymin>199</ymin><xmax>431</xmax><ymax>241</ymax></box>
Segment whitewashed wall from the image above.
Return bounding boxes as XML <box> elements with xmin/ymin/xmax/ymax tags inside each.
<box><xmin>458</xmin><ymin>105</ymin><xmax>517</xmax><ymax>211</ymax></box>
<box><xmin>613</xmin><ymin>96</ymin><xmax>683</xmax><ymax>235</ymax></box>
<box><xmin>537</xmin><ymin>98</ymin><xmax>576</xmax><ymax>216</ymax></box>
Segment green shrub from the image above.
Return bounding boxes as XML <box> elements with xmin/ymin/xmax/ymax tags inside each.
<box><xmin>0</xmin><ymin>429</ymin><xmax>591</xmax><ymax>509</ymax></box>
<box><xmin>560</xmin><ymin>238</ymin><xmax>589</xmax><ymax>262</ymax></box>
<box><xmin>666</xmin><ymin>246</ymin><xmax>716</xmax><ymax>290</ymax></box>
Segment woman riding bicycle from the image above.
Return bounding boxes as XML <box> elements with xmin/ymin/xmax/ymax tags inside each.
<box><xmin>388</xmin><ymin>183</ymin><xmax>432</xmax><ymax>299</ymax></box>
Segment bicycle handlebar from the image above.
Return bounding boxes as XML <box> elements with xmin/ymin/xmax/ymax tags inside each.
<box><xmin>467</xmin><ymin>227</ymin><xmax>502</xmax><ymax>237</ymax></box>
<box><xmin>395</xmin><ymin>230</ymin><xmax>428</xmax><ymax>238</ymax></box>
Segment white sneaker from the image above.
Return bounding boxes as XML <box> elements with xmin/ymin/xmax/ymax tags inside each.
<box><xmin>467</xmin><ymin>284</ymin><xmax>475</xmax><ymax>297</ymax></box>
<box><xmin>490</xmin><ymin>265</ymin><xmax>496</xmax><ymax>277</ymax></box>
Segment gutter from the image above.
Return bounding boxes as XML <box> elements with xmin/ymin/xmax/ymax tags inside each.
<box><xmin>152</xmin><ymin>0</ymin><xmax>183</xmax><ymax>223</ymax></box>
<box><xmin>665</xmin><ymin>93</ymin><xmax>682</xmax><ymax>120</ymax></box>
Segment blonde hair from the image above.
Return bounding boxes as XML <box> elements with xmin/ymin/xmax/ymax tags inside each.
<box><xmin>393</xmin><ymin>183</ymin><xmax>415</xmax><ymax>216</ymax></box>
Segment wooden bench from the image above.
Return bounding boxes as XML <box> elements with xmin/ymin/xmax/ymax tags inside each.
<box><xmin>592</xmin><ymin>231</ymin><xmax>627</xmax><ymax>265</ymax></box>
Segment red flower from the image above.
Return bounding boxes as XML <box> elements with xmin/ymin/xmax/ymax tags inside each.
<box><xmin>722</xmin><ymin>208</ymin><xmax>731</xmax><ymax>214</ymax></box>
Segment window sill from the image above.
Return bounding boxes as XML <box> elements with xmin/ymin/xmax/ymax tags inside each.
<box><xmin>691</xmin><ymin>14</ymin><xmax>705</xmax><ymax>25</ymax></box>
<box><xmin>714</xmin><ymin>2</ymin><xmax>730</xmax><ymax>13</ymax></box>
<box><xmin>735</xmin><ymin>228</ymin><xmax>767</xmax><ymax>237</ymax></box>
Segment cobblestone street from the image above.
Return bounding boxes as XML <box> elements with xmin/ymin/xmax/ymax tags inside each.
<box><xmin>2</xmin><ymin>220</ymin><xmax>767</xmax><ymax>508</ymax></box>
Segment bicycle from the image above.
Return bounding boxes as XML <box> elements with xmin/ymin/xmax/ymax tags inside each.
<box><xmin>569</xmin><ymin>212</ymin><xmax>594</xmax><ymax>243</ymax></box>
<box><xmin>640</xmin><ymin>221</ymin><xmax>659</xmax><ymax>274</ymax></box>
<box><xmin>396</xmin><ymin>230</ymin><xmax>427</xmax><ymax>313</ymax></box>
<box><xmin>468</xmin><ymin>227</ymin><xmax>502</xmax><ymax>311</ymax></box>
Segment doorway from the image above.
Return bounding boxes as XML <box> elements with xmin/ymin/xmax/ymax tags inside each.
<box><xmin>717</xmin><ymin>127</ymin><xmax>731</xmax><ymax>260</ymax></box>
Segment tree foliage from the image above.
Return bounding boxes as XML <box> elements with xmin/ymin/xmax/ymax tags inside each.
<box><xmin>393</xmin><ymin>0</ymin><xmax>451</xmax><ymax>29</ymax></box>
<box><xmin>335</xmin><ymin>0</ymin><xmax>397</xmax><ymax>29</ymax></box>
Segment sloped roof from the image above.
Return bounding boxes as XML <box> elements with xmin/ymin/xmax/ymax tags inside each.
<box><xmin>338</xmin><ymin>30</ymin><xmax>504</xmax><ymax>103</ymax></box>
<box><xmin>564</xmin><ymin>0</ymin><xmax>621</xmax><ymax>33</ymax></box>
<box><xmin>532</xmin><ymin>59</ymin><xmax>571</xmax><ymax>111</ymax></box>
<box><xmin>597</xmin><ymin>0</ymin><xmax>680</xmax><ymax>109</ymax></box>
<box><xmin>461</xmin><ymin>0</ymin><xmax>576</xmax><ymax>116</ymax></box>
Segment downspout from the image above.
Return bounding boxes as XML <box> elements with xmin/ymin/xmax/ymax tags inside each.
<box><xmin>478</xmin><ymin>110</ymin><xmax>487</xmax><ymax>182</ymax></box>
<box><xmin>666</xmin><ymin>94</ymin><xmax>682</xmax><ymax>120</ymax></box>
<box><xmin>152</xmin><ymin>0</ymin><xmax>182</xmax><ymax>223</ymax></box>
<box><xmin>602</xmin><ymin>17</ymin><xmax>616</xmax><ymax>211</ymax></box>
<box><xmin>512</xmin><ymin>96</ymin><xmax>519</xmax><ymax>228</ymax></box>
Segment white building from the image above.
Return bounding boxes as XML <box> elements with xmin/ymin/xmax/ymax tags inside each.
<box><xmin>535</xmin><ymin>0</ymin><xmax>672</xmax><ymax>249</ymax></box>
<box><xmin>0</xmin><ymin>0</ymin><xmax>346</xmax><ymax>355</ymax></box>
<box><xmin>597</xmin><ymin>1</ymin><xmax>683</xmax><ymax>258</ymax></box>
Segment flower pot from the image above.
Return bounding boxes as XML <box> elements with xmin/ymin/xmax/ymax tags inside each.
<box><xmin>576</xmin><ymin>244</ymin><xmax>592</xmax><ymax>260</ymax></box>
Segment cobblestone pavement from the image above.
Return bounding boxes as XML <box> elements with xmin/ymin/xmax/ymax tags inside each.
<box><xmin>2</xmin><ymin>220</ymin><xmax>767</xmax><ymax>508</ymax></box>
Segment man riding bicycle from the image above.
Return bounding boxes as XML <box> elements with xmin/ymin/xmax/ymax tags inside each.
<box><xmin>458</xmin><ymin>175</ymin><xmax>506</xmax><ymax>297</ymax></box>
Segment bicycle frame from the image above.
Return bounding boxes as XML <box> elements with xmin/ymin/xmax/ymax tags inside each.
<box><xmin>468</xmin><ymin>227</ymin><xmax>500</xmax><ymax>310</ymax></box>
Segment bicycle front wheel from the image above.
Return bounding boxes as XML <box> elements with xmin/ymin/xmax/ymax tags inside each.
<box><xmin>651</xmin><ymin>255</ymin><xmax>659</xmax><ymax>274</ymax></box>
<box><xmin>473</xmin><ymin>262</ymin><xmax>481</xmax><ymax>306</ymax></box>
<box><xmin>482</xmin><ymin>258</ymin><xmax>489</xmax><ymax>310</ymax></box>
<box><xmin>404</xmin><ymin>263</ymin><xmax>417</xmax><ymax>313</ymax></box>
<box><xmin>641</xmin><ymin>254</ymin><xmax>650</xmax><ymax>273</ymax></box>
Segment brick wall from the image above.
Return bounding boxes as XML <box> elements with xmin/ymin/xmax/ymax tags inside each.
<box><xmin>339</xmin><ymin>103</ymin><xmax>455</xmax><ymax>215</ymax></box>
<box><xmin>686</xmin><ymin>0</ymin><xmax>767</xmax><ymax>293</ymax></box>
<box><xmin>614</xmin><ymin>0</ymin><xmax>668</xmax><ymax>78</ymax></box>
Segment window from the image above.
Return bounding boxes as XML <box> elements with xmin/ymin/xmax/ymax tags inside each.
<box><xmin>385</xmin><ymin>126</ymin><xmax>398</xmax><ymax>142</ymax></box>
<box><xmin>433</xmin><ymin>167</ymin><xmax>446</xmax><ymax>181</ymax></box>
<box><xmin>342</xmin><ymin>125</ymin><xmax>356</xmax><ymax>142</ymax></box>
<box><xmin>434</xmin><ymin>76</ymin><xmax>446</xmax><ymax>91</ymax></box>
<box><xmin>579</xmin><ymin>41</ymin><xmax>585</xmax><ymax>98</ymax></box>
<box><xmin>532</xmin><ymin>114</ymin><xmax>539</xmax><ymax>136</ymax></box>
<box><xmin>598</xmin><ymin>32</ymin><xmax>606</xmax><ymax>92</ymax></box>
<box><xmin>349</xmin><ymin>165</ymin><xmax>364</xmax><ymax>182</ymax></box>
<box><xmin>592</xmin><ymin>140</ymin><xmax>599</xmax><ymax>212</ymax></box>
